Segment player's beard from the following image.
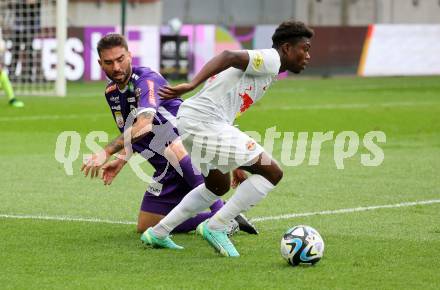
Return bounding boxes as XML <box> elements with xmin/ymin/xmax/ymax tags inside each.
<box><xmin>108</xmin><ymin>66</ymin><xmax>132</xmax><ymax>86</ymax></box>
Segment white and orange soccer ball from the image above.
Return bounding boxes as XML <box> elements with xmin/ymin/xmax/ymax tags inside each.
<box><xmin>280</xmin><ymin>225</ymin><xmax>324</xmax><ymax>266</ymax></box>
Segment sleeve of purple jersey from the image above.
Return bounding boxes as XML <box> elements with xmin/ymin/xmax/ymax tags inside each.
<box><xmin>135</xmin><ymin>74</ymin><xmax>167</xmax><ymax>116</ymax></box>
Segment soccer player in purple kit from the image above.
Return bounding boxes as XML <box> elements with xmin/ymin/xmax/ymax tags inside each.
<box><xmin>81</xmin><ymin>34</ymin><xmax>257</xmax><ymax>246</ymax></box>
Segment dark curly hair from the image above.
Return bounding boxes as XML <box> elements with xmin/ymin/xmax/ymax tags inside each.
<box><xmin>97</xmin><ymin>33</ymin><xmax>129</xmax><ymax>57</ymax></box>
<box><xmin>272</xmin><ymin>21</ymin><xmax>314</xmax><ymax>48</ymax></box>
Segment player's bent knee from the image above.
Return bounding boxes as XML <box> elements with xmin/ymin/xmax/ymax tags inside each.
<box><xmin>271</xmin><ymin>167</ymin><xmax>283</xmax><ymax>186</ymax></box>
<box><xmin>264</xmin><ymin>164</ymin><xmax>283</xmax><ymax>186</ymax></box>
<box><xmin>205</xmin><ymin>183</ymin><xmax>230</xmax><ymax>196</ymax></box>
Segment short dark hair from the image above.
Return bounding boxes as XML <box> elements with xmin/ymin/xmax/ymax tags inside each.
<box><xmin>97</xmin><ymin>33</ymin><xmax>129</xmax><ymax>57</ymax></box>
<box><xmin>272</xmin><ymin>21</ymin><xmax>314</xmax><ymax>48</ymax></box>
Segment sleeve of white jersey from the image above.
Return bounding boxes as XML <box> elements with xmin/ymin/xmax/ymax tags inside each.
<box><xmin>245</xmin><ymin>49</ymin><xmax>281</xmax><ymax>76</ymax></box>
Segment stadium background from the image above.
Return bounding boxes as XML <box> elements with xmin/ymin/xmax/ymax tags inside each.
<box><xmin>2</xmin><ymin>0</ymin><xmax>440</xmax><ymax>86</ymax></box>
<box><xmin>1</xmin><ymin>1</ymin><xmax>439</xmax><ymax>289</ymax></box>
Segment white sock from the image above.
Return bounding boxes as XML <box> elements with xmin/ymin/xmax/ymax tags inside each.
<box><xmin>208</xmin><ymin>174</ymin><xmax>275</xmax><ymax>231</ymax></box>
<box><xmin>152</xmin><ymin>183</ymin><xmax>219</xmax><ymax>238</ymax></box>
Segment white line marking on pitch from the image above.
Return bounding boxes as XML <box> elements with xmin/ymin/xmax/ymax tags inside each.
<box><xmin>0</xmin><ymin>214</ymin><xmax>136</xmax><ymax>225</ymax></box>
<box><xmin>1</xmin><ymin>199</ymin><xmax>439</xmax><ymax>225</ymax></box>
<box><xmin>252</xmin><ymin>199</ymin><xmax>440</xmax><ymax>222</ymax></box>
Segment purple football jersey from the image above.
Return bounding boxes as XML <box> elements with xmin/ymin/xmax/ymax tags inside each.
<box><xmin>104</xmin><ymin>66</ymin><xmax>200</xmax><ymax>201</ymax></box>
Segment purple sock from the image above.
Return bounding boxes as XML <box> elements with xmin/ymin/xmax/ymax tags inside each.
<box><xmin>178</xmin><ymin>155</ymin><xmax>204</xmax><ymax>188</ymax></box>
<box><xmin>209</xmin><ymin>199</ymin><xmax>223</xmax><ymax>213</ymax></box>
<box><xmin>172</xmin><ymin>212</ymin><xmax>214</xmax><ymax>233</ymax></box>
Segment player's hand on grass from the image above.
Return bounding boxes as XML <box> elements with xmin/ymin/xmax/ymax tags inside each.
<box><xmin>81</xmin><ymin>150</ymin><xmax>110</xmax><ymax>178</ymax></box>
<box><xmin>159</xmin><ymin>83</ymin><xmax>194</xmax><ymax>99</ymax></box>
<box><xmin>101</xmin><ymin>158</ymin><xmax>127</xmax><ymax>185</ymax></box>
<box><xmin>231</xmin><ymin>169</ymin><xmax>248</xmax><ymax>188</ymax></box>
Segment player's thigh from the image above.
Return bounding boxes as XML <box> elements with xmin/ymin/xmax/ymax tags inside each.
<box><xmin>204</xmin><ymin>123</ymin><xmax>264</xmax><ymax>173</ymax></box>
<box><xmin>211</xmin><ymin>125</ymin><xmax>282</xmax><ymax>185</ymax></box>
<box><xmin>137</xmin><ymin>211</ymin><xmax>165</xmax><ymax>233</ymax></box>
<box><xmin>240</xmin><ymin>152</ymin><xmax>283</xmax><ymax>186</ymax></box>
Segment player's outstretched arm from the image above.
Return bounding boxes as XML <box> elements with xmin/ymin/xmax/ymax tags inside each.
<box><xmin>159</xmin><ymin>50</ymin><xmax>250</xmax><ymax>99</ymax></box>
<box><xmin>101</xmin><ymin>147</ymin><xmax>131</xmax><ymax>185</ymax></box>
<box><xmin>101</xmin><ymin>158</ymin><xmax>127</xmax><ymax>185</ymax></box>
<box><xmin>81</xmin><ymin>112</ymin><xmax>154</xmax><ymax>178</ymax></box>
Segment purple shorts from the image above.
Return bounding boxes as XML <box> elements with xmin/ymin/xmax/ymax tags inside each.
<box><xmin>140</xmin><ymin>177</ymin><xmax>196</xmax><ymax>216</ymax></box>
<box><xmin>140</xmin><ymin>193</ymin><xmax>184</xmax><ymax>216</ymax></box>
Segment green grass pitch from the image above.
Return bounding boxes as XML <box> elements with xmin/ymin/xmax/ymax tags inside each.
<box><xmin>1</xmin><ymin>76</ymin><xmax>439</xmax><ymax>289</ymax></box>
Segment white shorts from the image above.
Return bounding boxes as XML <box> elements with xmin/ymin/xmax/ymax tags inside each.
<box><xmin>177</xmin><ymin>116</ymin><xmax>264</xmax><ymax>176</ymax></box>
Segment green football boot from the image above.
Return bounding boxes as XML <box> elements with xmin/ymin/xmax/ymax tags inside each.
<box><xmin>9</xmin><ymin>98</ymin><xmax>24</xmax><ymax>108</ymax></box>
<box><xmin>140</xmin><ymin>227</ymin><xmax>183</xmax><ymax>250</ymax></box>
<box><xmin>197</xmin><ymin>220</ymin><xmax>240</xmax><ymax>257</ymax></box>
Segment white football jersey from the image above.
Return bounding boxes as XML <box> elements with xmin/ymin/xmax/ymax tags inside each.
<box><xmin>178</xmin><ymin>48</ymin><xmax>281</xmax><ymax>124</ymax></box>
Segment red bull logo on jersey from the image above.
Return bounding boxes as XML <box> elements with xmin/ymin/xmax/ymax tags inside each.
<box><xmin>239</xmin><ymin>86</ymin><xmax>254</xmax><ymax>113</ymax></box>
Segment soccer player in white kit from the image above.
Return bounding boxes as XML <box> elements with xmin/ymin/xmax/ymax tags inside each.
<box><xmin>141</xmin><ymin>21</ymin><xmax>314</xmax><ymax>256</ymax></box>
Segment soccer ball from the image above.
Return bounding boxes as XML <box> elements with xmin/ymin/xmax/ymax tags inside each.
<box><xmin>280</xmin><ymin>225</ymin><xmax>324</xmax><ymax>266</ymax></box>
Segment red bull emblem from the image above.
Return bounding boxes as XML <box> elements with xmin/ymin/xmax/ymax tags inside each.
<box><xmin>246</xmin><ymin>140</ymin><xmax>256</xmax><ymax>151</ymax></box>
<box><xmin>239</xmin><ymin>86</ymin><xmax>254</xmax><ymax>113</ymax></box>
